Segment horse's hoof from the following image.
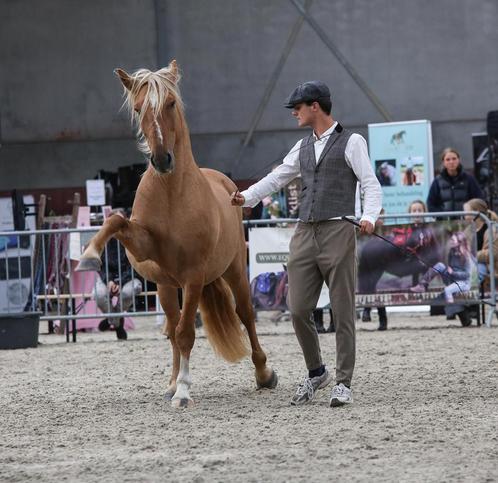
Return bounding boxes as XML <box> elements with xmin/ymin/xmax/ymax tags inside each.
<box><xmin>257</xmin><ymin>369</ymin><xmax>278</xmax><ymax>390</ymax></box>
<box><xmin>171</xmin><ymin>397</ymin><xmax>194</xmax><ymax>409</ymax></box>
<box><xmin>164</xmin><ymin>389</ymin><xmax>175</xmax><ymax>401</ymax></box>
<box><xmin>75</xmin><ymin>257</ymin><xmax>101</xmax><ymax>272</ymax></box>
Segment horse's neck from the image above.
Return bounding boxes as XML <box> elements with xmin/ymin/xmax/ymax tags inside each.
<box><xmin>151</xmin><ymin>126</ymin><xmax>206</xmax><ymax>201</ymax></box>
<box><xmin>173</xmin><ymin>121</ymin><xmax>204</xmax><ymax>181</ymax></box>
<box><xmin>138</xmin><ymin>112</ymin><xmax>209</xmax><ymax>213</ymax></box>
<box><xmin>172</xmin><ymin>112</ymin><xmax>198</xmax><ymax>173</ymax></box>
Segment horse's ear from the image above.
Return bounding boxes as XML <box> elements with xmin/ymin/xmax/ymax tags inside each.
<box><xmin>168</xmin><ymin>59</ymin><xmax>179</xmax><ymax>84</ymax></box>
<box><xmin>114</xmin><ymin>68</ymin><xmax>133</xmax><ymax>91</ymax></box>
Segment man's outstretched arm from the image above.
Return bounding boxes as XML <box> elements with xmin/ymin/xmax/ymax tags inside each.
<box><xmin>229</xmin><ymin>139</ymin><xmax>302</xmax><ymax>207</ymax></box>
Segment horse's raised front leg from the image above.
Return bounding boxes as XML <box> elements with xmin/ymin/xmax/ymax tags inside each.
<box><xmin>223</xmin><ymin>258</ymin><xmax>278</xmax><ymax>390</ymax></box>
<box><xmin>76</xmin><ymin>214</ymin><xmax>154</xmax><ymax>272</ymax></box>
<box><xmin>171</xmin><ymin>279</ymin><xmax>204</xmax><ymax>409</ymax></box>
<box><xmin>157</xmin><ymin>285</ymin><xmax>181</xmax><ymax>401</ymax></box>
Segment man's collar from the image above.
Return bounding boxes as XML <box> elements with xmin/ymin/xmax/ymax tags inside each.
<box><xmin>313</xmin><ymin>121</ymin><xmax>337</xmax><ymax>140</ymax></box>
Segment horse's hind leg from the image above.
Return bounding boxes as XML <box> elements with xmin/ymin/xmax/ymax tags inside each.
<box><xmin>157</xmin><ymin>285</ymin><xmax>181</xmax><ymax>402</ymax></box>
<box><xmin>223</xmin><ymin>259</ymin><xmax>278</xmax><ymax>389</ymax></box>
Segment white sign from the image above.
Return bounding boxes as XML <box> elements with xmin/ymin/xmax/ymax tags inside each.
<box><xmin>367</xmin><ymin>119</ymin><xmax>434</xmax><ymax>218</ymax></box>
<box><xmin>69</xmin><ymin>206</ymin><xmax>91</xmax><ymax>261</ymax></box>
<box><xmin>248</xmin><ymin>226</ymin><xmax>330</xmax><ymax>309</ymax></box>
<box><xmin>85</xmin><ymin>179</ymin><xmax>106</xmax><ymax>206</ymax></box>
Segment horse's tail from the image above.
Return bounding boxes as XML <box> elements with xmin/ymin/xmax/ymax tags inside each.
<box><xmin>199</xmin><ymin>277</ymin><xmax>250</xmax><ymax>363</ymax></box>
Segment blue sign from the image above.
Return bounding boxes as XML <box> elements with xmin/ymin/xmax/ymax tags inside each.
<box><xmin>368</xmin><ymin>120</ymin><xmax>434</xmax><ymax>217</ymax></box>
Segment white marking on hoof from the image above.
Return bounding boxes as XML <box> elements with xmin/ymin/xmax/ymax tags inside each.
<box><xmin>171</xmin><ymin>356</ymin><xmax>193</xmax><ymax>408</ymax></box>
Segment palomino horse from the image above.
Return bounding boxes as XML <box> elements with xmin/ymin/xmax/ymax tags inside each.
<box><xmin>76</xmin><ymin>60</ymin><xmax>277</xmax><ymax>408</ymax></box>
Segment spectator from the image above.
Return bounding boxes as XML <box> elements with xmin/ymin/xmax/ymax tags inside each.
<box><xmin>96</xmin><ymin>229</ymin><xmax>142</xmax><ymax>340</ymax></box>
<box><xmin>261</xmin><ymin>191</ymin><xmax>286</xmax><ymax>219</ymax></box>
<box><xmin>261</xmin><ymin>166</ymin><xmax>288</xmax><ymax>220</ymax></box>
<box><xmin>409</xmin><ymin>231</ymin><xmax>473</xmax><ymax>304</ymax></box>
<box><xmin>427</xmin><ymin>147</ymin><xmax>484</xmax><ymax>213</ymax></box>
<box><xmin>463</xmin><ymin>198</ymin><xmax>498</xmax><ymax>282</ymax></box>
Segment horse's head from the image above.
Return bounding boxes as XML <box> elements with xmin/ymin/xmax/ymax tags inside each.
<box><xmin>115</xmin><ymin>60</ymin><xmax>183</xmax><ymax>175</ymax></box>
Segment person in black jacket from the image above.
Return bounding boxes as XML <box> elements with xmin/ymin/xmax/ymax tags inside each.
<box><xmin>95</xmin><ymin>236</ymin><xmax>142</xmax><ymax>340</ymax></box>
<box><xmin>427</xmin><ymin>148</ymin><xmax>483</xmax><ymax>213</ymax></box>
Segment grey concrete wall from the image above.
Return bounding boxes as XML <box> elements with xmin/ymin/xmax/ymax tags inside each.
<box><xmin>1</xmin><ymin>0</ymin><xmax>497</xmax><ymax>189</ymax></box>
<box><xmin>0</xmin><ymin>0</ymin><xmax>157</xmax><ymax>188</ymax></box>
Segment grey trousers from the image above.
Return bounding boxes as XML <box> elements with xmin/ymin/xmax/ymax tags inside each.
<box><xmin>94</xmin><ymin>278</ymin><xmax>142</xmax><ymax>326</ymax></box>
<box><xmin>287</xmin><ymin>220</ymin><xmax>356</xmax><ymax>387</ymax></box>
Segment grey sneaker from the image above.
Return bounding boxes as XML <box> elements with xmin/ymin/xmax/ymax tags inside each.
<box><xmin>329</xmin><ymin>383</ymin><xmax>353</xmax><ymax>407</ymax></box>
<box><xmin>290</xmin><ymin>367</ymin><xmax>333</xmax><ymax>406</ymax></box>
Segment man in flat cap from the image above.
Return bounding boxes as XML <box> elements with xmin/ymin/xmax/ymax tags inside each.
<box><xmin>231</xmin><ymin>81</ymin><xmax>382</xmax><ymax>407</ymax></box>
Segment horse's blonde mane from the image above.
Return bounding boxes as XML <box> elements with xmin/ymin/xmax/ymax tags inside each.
<box><xmin>122</xmin><ymin>67</ymin><xmax>184</xmax><ymax>155</ymax></box>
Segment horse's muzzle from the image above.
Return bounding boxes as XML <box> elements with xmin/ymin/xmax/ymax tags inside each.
<box><xmin>151</xmin><ymin>151</ymin><xmax>174</xmax><ymax>174</ymax></box>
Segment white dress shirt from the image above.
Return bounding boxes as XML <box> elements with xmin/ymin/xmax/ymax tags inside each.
<box><xmin>242</xmin><ymin>122</ymin><xmax>383</xmax><ymax>224</ymax></box>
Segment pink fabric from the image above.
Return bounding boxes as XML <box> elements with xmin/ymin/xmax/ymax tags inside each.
<box><xmin>55</xmin><ymin>261</ymin><xmax>135</xmax><ymax>331</ymax></box>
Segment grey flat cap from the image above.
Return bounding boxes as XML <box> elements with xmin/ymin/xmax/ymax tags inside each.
<box><xmin>284</xmin><ymin>81</ymin><xmax>331</xmax><ymax>108</ymax></box>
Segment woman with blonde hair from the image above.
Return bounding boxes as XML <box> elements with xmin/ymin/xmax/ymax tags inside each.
<box><xmin>463</xmin><ymin>198</ymin><xmax>498</xmax><ymax>281</ymax></box>
<box><xmin>427</xmin><ymin>148</ymin><xmax>483</xmax><ymax>213</ymax></box>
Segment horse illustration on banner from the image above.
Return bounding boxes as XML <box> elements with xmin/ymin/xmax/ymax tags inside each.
<box><xmin>390</xmin><ymin>130</ymin><xmax>406</xmax><ymax>145</ymax></box>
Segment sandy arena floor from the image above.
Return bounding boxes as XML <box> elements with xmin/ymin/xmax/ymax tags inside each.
<box><xmin>1</xmin><ymin>310</ymin><xmax>497</xmax><ymax>482</ymax></box>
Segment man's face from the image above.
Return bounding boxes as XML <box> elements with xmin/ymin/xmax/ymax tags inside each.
<box><xmin>291</xmin><ymin>102</ymin><xmax>316</xmax><ymax>127</ymax></box>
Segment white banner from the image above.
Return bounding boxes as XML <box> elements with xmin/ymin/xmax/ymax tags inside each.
<box><xmin>368</xmin><ymin>120</ymin><xmax>434</xmax><ymax>220</ymax></box>
<box><xmin>248</xmin><ymin>226</ymin><xmax>329</xmax><ymax>309</ymax></box>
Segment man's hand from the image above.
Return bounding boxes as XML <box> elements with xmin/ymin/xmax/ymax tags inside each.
<box><xmin>230</xmin><ymin>190</ymin><xmax>245</xmax><ymax>206</ymax></box>
<box><xmin>359</xmin><ymin>220</ymin><xmax>374</xmax><ymax>235</ymax></box>
<box><xmin>108</xmin><ymin>281</ymin><xmax>120</xmax><ymax>295</ymax></box>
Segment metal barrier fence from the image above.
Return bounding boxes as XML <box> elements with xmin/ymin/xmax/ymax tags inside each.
<box><xmin>0</xmin><ymin>226</ymin><xmax>163</xmax><ymax>342</ymax></box>
<box><xmin>244</xmin><ymin>211</ymin><xmax>497</xmax><ymax>328</ymax></box>
<box><xmin>0</xmin><ymin>211</ymin><xmax>495</xmax><ymax>342</ymax></box>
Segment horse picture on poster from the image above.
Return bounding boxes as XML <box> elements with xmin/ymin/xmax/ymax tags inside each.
<box><xmin>76</xmin><ymin>60</ymin><xmax>277</xmax><ymax>408</ymax></box>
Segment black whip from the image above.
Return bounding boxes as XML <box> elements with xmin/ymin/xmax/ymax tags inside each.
<box><xmin>341</xmin><ymin>216</ymin><xmax>464</xmax><ymax>294</ymax></box>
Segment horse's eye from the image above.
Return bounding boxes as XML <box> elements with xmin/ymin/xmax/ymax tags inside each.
<box><xmin>169</xmin><ymin>101</ymin><xmax>176</xmax><ymax>109</ymax></box>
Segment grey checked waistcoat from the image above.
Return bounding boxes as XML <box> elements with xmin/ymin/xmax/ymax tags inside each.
<box><xmin>298</xmin><ymin>124</ymin><xmax>358</xmax><ymax>222</ymax></box>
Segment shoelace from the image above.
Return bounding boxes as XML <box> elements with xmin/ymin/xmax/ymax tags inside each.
<box><xmin>332</xmin><ymin>384</ymin><xmax>346</xmax><ymax>397</ymax></box>
<box><xmin>296</xmin><ymin>378</ymin><xmax>315</xmax><ymax>399</ymax></box>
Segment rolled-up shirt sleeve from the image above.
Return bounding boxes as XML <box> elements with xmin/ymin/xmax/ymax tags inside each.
<box><xmin>241</xmin><ymin>139</ymin><xmax>302</xmax><ymax>207</ymax></box>
<box><xmin>346</xmin><ymin>133</ymin><xmax>382</xmax><ymax>224</ymax></box>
